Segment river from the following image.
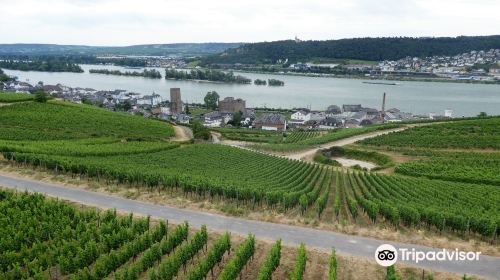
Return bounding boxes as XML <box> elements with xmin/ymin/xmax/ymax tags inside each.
<box><xmin>4</xmin><ymin>64</ymin><xmax>500</xmax><ymax>117</ymax></box>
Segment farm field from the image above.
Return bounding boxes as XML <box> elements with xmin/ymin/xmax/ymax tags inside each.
<box><xmin>0</xmin><ymin>101</ymin><xmax>499</xmax><ymax>243</ymax></box>
<box><xmin>357</xmin><ymin>117</ymin><xmax>500</xmax><ymax>186</ymax></box>
<box><xmin>0</xmin><ymin>92</ymin><xmax>35</xmax><ymax>103</ymax></box>
<box><xmin>213</xmin><ymin>127</ymin><xmax>324</xmax><ymax>144</ymax></box>
<box><xmin>0</xmin><ymin>188</ymin><xmax>444</xmax><ymax>280</ymax></box>
<box><xmin>0</xmin><ymin>101</ymin><xmax>174</xmax><ymax>140</ymax></box>
<box><xmin>250</xmin><ymin>124</ymin><xmax>402</xmax><ymax>152</ymax></box>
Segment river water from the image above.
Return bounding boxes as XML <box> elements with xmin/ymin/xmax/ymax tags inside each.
<box><xmin>4</xmin><ymin>64</ymin><xmax>500</xmax><ymax>117</ymax></box>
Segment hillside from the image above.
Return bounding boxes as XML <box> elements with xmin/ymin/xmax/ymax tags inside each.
<box><xmin>0</xmin><ymin>101</ymin><xmax>174</xmax><ymax>140</ymax></box>
<box><xmin>0</xmin><ymin>42</ymin><xmax>243</xmax><ymax>57</ymax></box>
<box><xmin>358</xmin><ymin>117</ymin><xmax>500</xmax><ymax>185</ymax></box>
<box><xmin>200</xmin><ymin>35</ymin><xmax>500</xmax><ymax>64</ymax></box>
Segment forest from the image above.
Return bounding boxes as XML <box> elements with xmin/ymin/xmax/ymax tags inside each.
<box><xmin>200</xmin><ymin>35</ymin><xmax>500</xmax><ymax>65</ymax></box>
<box><xmin>0</xmin><ymin>57</ymin><xmax>83</xmax><ymax>73</ymax></box>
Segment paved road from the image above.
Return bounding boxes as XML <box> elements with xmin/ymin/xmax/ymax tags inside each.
<box><xmin>0</xmin><ymin>174</ymin><xmax>498</xmax><ymax>279</ymax></box>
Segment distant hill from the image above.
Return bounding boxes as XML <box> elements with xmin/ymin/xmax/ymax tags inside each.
<box><xmin>0</xmin><ymin>43</ymin><xmax>243</xmax><ymax>57</ymax></box>
<box><xmin>200</xmin><ymin>36</ymin><xmax>500</xmax><ymax>64</ymax></box>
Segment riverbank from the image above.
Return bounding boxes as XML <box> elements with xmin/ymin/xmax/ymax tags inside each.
<box><xmin>225</xmin><ymin>68</ymin><xmax>500</xmax><ymax>85</ymax></box>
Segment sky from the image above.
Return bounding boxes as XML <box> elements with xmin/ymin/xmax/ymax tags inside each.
<box><xmin>1</xmin><ymin>0</ymin><xmax>499</xmax><ymax>46</ymax></box>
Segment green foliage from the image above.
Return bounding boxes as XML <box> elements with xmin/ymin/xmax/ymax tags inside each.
<box><xmin>185</xmin><ymin>232</ymin><xmax>231</xmax><ymax>280</ymax></box>
<box><xmin>360</xmin><ymin>118</ymin><xmax>500</xmax><ymax>149</ymax></box>
<box><xmin>313</xmin><ymin>151</ymin><xmax>341</xmax><ymax>166</ymax></box>
<box><xmin>0</xmin><ymin>102</ymin><xmax>174</xmax><ymax>140</ymax></box>
<box><xmin>149</xmin><ymin>225</ymin><xmax>208</xmax><ymax>280</ymax></box>
<box><xmin>191</xmin><ymin>119</ymin><xmax>211</xmax><ymax>140</ymax></box>
<box><xmin>110</xmin><ymin>223</ymin><xmax>189</xmax><ymax>280</ymax></box>
<box><xmin>257</xmin><ymin>239</ymin><xmax>281</xmax><ymax>280</ymax></box>
<box><xmin>254</xmin><ymin>79</ymin><xmax>267</xmax><ymax>85</ymax></box>
<box><xmin>325</xmin><ymin>146</ymin><xmax>394</xmax><ymax>170</ymax></box>
<box><xmin>268</xmin><ymin>79</ymin><xmax>284</xmax><ymax>86</ymax></box>
<box><xmin>166</xmin><ymin>69</ymin><xmax>251</xmax><ymax>84</ymax></box>
<box><xmin>0</xmin><ymin>92</ymin><xmax>34</xmax><ymax>103</ymax></box>
<box><xmin>395</xmin><ymin>152</ymin><xmax>500</xmax><ymax>186</ymax></box>
<box><xmin>200</xmin><ymin>36</ymin><xmax>500</xmax><ymax>64</ymax></box>
<box><xmin>204</xmin><ymin>91</ymin><xmax>220</xmax><ymax>110</ymax></box>
<box><xmin>253</xmin><ymin>124</ymin><xmax>401</xmax><ymax>152</ymax></box>
<box><xmin>0</xmin><ymin>57</ymin><xmax>83</xmax><ymax>72</ymax></box>
<box><xmin>329</xmin><ymin>249</ymin><xmax>337</xmax><ymax>280</ymax></box>
<box><xmin>289</xmin><ymin>243</ymin><xmax>307</xmax><ymax>280</ymax></box>
<box><xmin>33</xmin><ymin>91</ymin><xmax>48</xmax><ymax>103</ymax></box>
<box><xmin>386</xmin><ymin>265</ymin><xmax>401</xmax><ymax>280</ymax></box>
<box><xmin>218</xmin><ymin>234</ymin><xmax>255</xmax><ymax>280</ymax></box>
<box><xmin>89</xmin><ymin>68</ymin><xmax>162</xmax><ymax>78</ymax></box>
<box><xmin>228</xmin><ymin>110</ymin><xmax>243</xmax><ymax>127</ymax></box>
<box><xmin>0</xmin><ymin>189</ymin><xmax>152</xmax><ymax>279</ymax></box>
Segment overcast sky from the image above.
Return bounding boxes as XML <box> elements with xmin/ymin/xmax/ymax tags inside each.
<box><xmin>1</xmin><ymin>0</ymin><xmax>499</xmax><ymax>46</ymax></box>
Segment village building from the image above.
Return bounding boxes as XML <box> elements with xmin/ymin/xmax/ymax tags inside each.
<box><xmin>253</xmin><ymin>113</ymin><xmax>287</xmax><ymax>131</ymax></box>
<box><xmin>219</xmin><ymin>97</ymin><xmax>246</xmax><ymax>114</ymax></box>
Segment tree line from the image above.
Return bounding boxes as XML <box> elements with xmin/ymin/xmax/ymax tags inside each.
<box><xmin>89</xmin><ymin>68</ymin><xmax>162</xmax><ymax>78</ymax></box>
<box><xmin>200</xmin><ymin>35</ymin><xmax>500</xmax><ymax>64</ymax></box>
<box><xmin>165</xmin><ymin>68</ymin><xmax>251</xmax><ymax>84</ymax></box>
<box><xmin>0</xmin><ymin>57</ymin><xmax>83</xmax><ymax>72</ymax></box>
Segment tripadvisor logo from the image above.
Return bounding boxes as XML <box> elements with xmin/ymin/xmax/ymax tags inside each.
<box><xmin>375</xmin><ymin>244</ymin><xmax>397</xmax><ymax>266</ymax></box>
<box><xmin>375</xmin><ymin>244</ymin><xmax>481</xmax><ymax>266</ymax></box>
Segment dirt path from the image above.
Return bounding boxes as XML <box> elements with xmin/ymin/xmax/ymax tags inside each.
<box><xmin>335</xmin><ymin>157</ymin><xmax>377</xmax><ymax>170</ymax></box>
<box><xmin>284</xmin><ymin>126</ymin><xmax>408</xmax><ymax>161</ymax></box>
<box><xmin>171</xmin><ymin>125</ymin><xmax>193</xmax><ymax>142</ymax></box>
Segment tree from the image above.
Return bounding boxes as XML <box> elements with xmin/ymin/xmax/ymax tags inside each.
<box><xmin>204</xmin><ymin>91</ymin><xmax>219</xmax><ymax>110</ymax></box>
<box><xmin>34</xmin><ymin>91</ymin><xmax>48</xmax><ymax>103</ymax></box>
<box><xmin>228</xmin><ymin>111</ymin><xmax>243</xmax><ymax>127</ymax></box>
<box><xmin>185</xmin><ymin>104</ymin><xmax>191</xmax><ymax>115</ymax></box>
<box><xmin>191</xmin><ymin>119</ymin><xmax>211</xmax><ymax>140</ymax></box>
<box><xmin>123</xmin><ymin>101</ymin><xmax>132</xmax><ymax>111</ymax></box>
<box><xmin>478</xmin><ymin>112</ymin><xmax>488</xmax><ymax>118</ymax></box>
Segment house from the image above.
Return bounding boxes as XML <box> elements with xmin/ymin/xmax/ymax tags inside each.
<box><xmin>345</xmin><ymin>119</ymin><xmax>361</xmax><ymax>128</ymax></box>
<box><xmin>254</xmin><ymin>113</ymin><xmax>287</xmax><ymax>131</ymax></box>
<box><xmin>291</xmin><ymin>109</ymin><xmax>311</xmax><ymax>121</ymax></box>
<box><xmin>203</xmin><ymin>112</ymin><xmax>233</xmax><ymax>127</ymax></box>
<box><xmin>174</xmin><ymin>114</ymin><xmax>190</xmax><ymax>124</ymax></box>
<box><xmin>319</xmin><ymin>117</ymin><xmax>343</xmax><ymax>129</ymax></box>
<box><xmin>137</xmin><ymin>93</ymin><xmax>162</xmax><ymax>106</ymax></box>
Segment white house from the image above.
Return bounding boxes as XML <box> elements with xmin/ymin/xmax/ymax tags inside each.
<box><xmin>291</xmin><ymin>110</ymin><xmax>311</xmax><ymax>122</ymax></box>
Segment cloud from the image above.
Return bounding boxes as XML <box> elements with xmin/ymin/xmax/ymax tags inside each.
<box><xmin>0</xmin><ymin>0</ymin><xmax>498</xmax><ymax>45</ymax></box>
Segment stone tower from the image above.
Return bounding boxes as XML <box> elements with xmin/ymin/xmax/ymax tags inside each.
<box><xmin>169</xmin><ymin>88</ymin><xmax>183</xmax><ymax>115</ymax></box>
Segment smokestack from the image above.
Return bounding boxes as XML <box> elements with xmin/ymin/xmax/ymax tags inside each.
<box><xmin>381</xmin><ymin>92</ymin><xmax>386</xmax><ymax>123</ymax></box>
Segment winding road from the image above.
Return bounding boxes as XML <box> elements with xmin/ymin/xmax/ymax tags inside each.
<box><xmin>0</xmin><ymin>174</ymin><xmax>498</xmax><ymax>279</ymax></box>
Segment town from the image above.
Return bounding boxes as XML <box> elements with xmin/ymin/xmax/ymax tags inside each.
<box><xmin>1</xmin><ymin>78</ymin><xmax>454</xmax><ymax>132</ymax></box>
<box><xmin>290</xmin><ymin>49</ymin><xmax>500</xmax><ymax>82</ymax></box>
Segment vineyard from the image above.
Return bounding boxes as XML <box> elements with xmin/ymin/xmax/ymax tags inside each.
<box><xmin>394</xmin><ymin>150</ymin><xmax>500</xmax><ymax>186</ymax></box>
<box><xmin>2</xmin><ymin>142</ymin><xmax>499</xmax><ymax>238</ymax></box>
<box><xmin>360</xmin><ymin>117</ymin><xmax>500</xmax><ymax>149</ymax></box>
<box><xmin>214</xmin><ymin>128</ymin><xmax>323</xmax><ymax>144</ymax></box>
<box><xmin>0</xmin><ymin>102</ymin><xmax>499</xmax><ymax>240</ymax></box>
<box><xmin>0</xmin><ymin>102</ymin><xmax>174</xmax><ymax>140</ymax></box>
<box><xmin>0</xmin><ymin>189</ymin><xmax>345</xmax><ymax>280</ymax></box>
<box><xmin>0</xmin><ymin>92</ymin><xmax>35</xmax><ymax>103</ymax></box>
<box><xmin>251</xmin><ymin>123</ymin><xmax>401</xmax><ymax>152</ymax></box>
<box><xmin>358</xmin><ymin>117</ymin><xmax>500</xmax><ymax>186</ymax></box>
